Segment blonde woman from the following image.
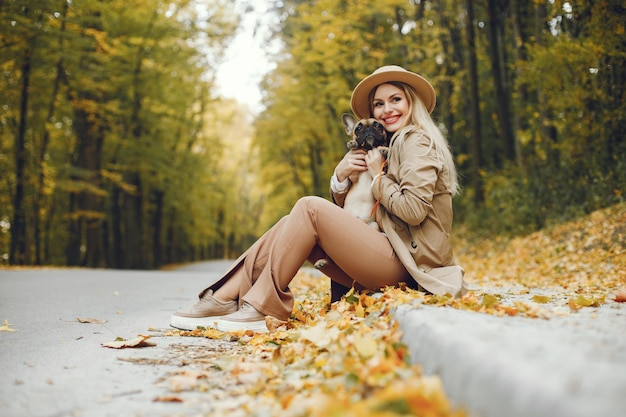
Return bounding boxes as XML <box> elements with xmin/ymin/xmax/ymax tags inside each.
<box><xmin>170</xmin><ymin>65</ymin><xmax>466</xmax><ymax>333</ymax></box>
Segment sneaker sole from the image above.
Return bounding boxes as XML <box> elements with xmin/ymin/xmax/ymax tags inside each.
<box><xmin>169</xmin><ymin>315</ymin><xmax>222</xmax><ymax>331</ymax></box>
<box><xmin>216</xmin><ymin>319</ymin><xmax>268</xmax><ymax>333</ymax></box>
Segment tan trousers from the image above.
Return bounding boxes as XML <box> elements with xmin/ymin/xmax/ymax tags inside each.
<box><xmin>206</xmin><ymin>196</ymin><xmax>411</xmax><ymax>321</ymax></box>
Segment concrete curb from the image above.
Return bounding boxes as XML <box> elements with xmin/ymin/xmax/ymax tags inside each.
<box><xmin>395</xmin><ymin>302</ymin><xmax>626</xmax><ymax>417</ymax></box>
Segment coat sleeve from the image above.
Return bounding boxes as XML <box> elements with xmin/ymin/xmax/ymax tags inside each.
<box><xmin>330</xmin><ymin>188</ymin><xmax>347</xmax><ymax>207</ymax></box>
<box><xmin>372</xmin><ymin>131</ymin><xmax>443</xmax><ymax>226</ymax></box>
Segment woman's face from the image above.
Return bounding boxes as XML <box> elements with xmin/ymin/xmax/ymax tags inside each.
<box><xmin>371</xmin><ymin>83</ymin><xmax>410</xmax><ymax>133</ymax></box>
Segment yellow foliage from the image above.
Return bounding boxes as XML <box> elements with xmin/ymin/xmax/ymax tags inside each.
<box><xmin>457</xmin><ymin>203</ymin><xmax>626</xmax><ymax>317</ymax></box>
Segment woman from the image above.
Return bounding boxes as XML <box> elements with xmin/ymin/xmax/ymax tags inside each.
<box><xmin>170</xmin><ymin>65</ymin><xmax>466</xmax><ymax>333</ymax></box>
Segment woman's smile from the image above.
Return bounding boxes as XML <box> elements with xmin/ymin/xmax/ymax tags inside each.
<box><xmin>382</xmin><ymin>114</ymin><xmax>401</xmax><ymax>125</ymax></box>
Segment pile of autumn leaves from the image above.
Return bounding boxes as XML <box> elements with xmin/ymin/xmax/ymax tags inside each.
<box><xmin>161</xmin><ymin>203</ymin><xmax>625</xmax><ymax>416</ymax></box>
<box><xmin>165</xmin><ymin>279</ymin><xmax>458</xmax><ymax>417</ymax></box>
<box><xmin>453</xmin><ymin>202</ymin><xmax>625</xmax><ymax>315</ymax></box>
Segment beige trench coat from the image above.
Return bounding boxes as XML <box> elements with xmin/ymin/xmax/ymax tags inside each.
<box><xmin>332</xmin><ymin>127</ymin><xmax>467</xmax><ymax>297</ymax></box>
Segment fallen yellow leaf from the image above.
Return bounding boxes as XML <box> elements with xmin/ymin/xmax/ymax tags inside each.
<box><xmin>481</xmin><ymin>293</ymin><xmax>500</xmax><ymax>308</ymax></box>
<box><xmin>568</xmin><ymin>297</ymin><xmax>582</xmax><ymax>312</ymax></box>
<box><xmin>101</xmin><ymin>334</ymin><xmax>156</xmax><ymax>349</ymax></box>
<box><xmin>352</xmin><ymin>333</ymin><xmax>378</xmax><ymax>360</ymax></box>
<box><xmin>77</xmin><ymin>317</ymin><xmax>107</xmax><ymax>324</ymax></box>
<box><xmin>300</xmin><ymin>321</ymin><xmax>340</xmax><ymax>348</ymax></box>
<box><xmin>153</xmin><ymin>396</ymin><xmax>183</xmax><ymax>403</ymax></box>
<box><xmin>0</xmin><ymin>319</ymin><xmax>17</xmax><ymax>332</ymax></box>
<box><xmin>532</xmin><ymin>295</ymin><xmax>551</xmax><ymax>304</ymax></box>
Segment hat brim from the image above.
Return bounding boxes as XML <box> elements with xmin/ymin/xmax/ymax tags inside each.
<box><xmin>350</xmin><ymin>67</ymin><xmax>436</xmax><ymax>119</ymax></box>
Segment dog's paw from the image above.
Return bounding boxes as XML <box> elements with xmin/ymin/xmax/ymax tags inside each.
<box><xmin>346</xmin><ymin>140</ymin><xmax>358</xmax><ymax>150</ymax></box>
<box><xmin>378</xmin><ymin>147</ymin><xmax>389</xmax><ymax>158</ymax></box>
<box><xmin>314</xmin><ymin>259</ymin><xmax>328</xmax><ymax>269</ymax></box>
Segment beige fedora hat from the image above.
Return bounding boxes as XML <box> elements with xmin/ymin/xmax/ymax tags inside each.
<box><xmin>350</xmin><ymin>65</ymin><xmax>436</xmax><ymax>118</ymax></box>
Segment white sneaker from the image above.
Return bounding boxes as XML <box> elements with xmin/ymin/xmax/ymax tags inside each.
<box><xmin>216</xmin><ymin>302</ymin><xmax>268</xmax><ymax>333</ymax></box>
<box><xmin>170</xmin><ymin>290</ymin><xmax>238</xmax><ymax>330</ymax></box>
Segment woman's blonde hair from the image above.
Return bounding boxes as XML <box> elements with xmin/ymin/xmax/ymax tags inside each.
<box><xmin>369</xmin><ymin>82</ymin><xmax>460</xmax><ymax>196</ymax></box>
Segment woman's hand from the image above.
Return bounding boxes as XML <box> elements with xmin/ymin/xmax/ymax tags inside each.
<box><xmin>335</xmin><ymin>149</ymin><xmax>367</xmax><ymax>183</ymax></box>
<box><xmin>365</xmin><ymin>149</ymin><xmax>385</xmax><ymax>178</ymax></box>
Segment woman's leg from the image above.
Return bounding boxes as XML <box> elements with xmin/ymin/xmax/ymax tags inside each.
<box><xmin>173</xmin><ymin>210</ymin><xmax>356</xmax><ymax>327</ymax></box>
<box><xmin>242</xmin><ymin>196</ymin><xmax>409</xmax><ymax>320</ymax></box>
<box><xmin>171</xmin><ymin>217</ymin><xmax>292</xmax><ymax>327</ymax></box>
<box><xmin>213</xmin><ymin>242</ymin><xmax>357</xmax><ymax>303</ymax></box>
<box><xmin>210</xmin><ymin>217</ymin><xmax>289</xmax><ymax>302</ymax></box>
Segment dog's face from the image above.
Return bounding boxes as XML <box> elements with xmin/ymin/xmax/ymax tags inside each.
<box><xmin>342</xmin><ymin>113</ymin><xmax>388</xmax><ymax>150</ymax></box>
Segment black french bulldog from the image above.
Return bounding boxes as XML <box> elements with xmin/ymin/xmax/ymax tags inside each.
<box><xmin>340</xmin><ymin>113</ymin><xmax>390</xmax><ymax>230</ymax></box>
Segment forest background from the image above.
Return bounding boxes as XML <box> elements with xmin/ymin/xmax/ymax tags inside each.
<box><xmin>1</xmin><ymin>0</ymin><xmax>624</xmax><ymax>269</ymax></box>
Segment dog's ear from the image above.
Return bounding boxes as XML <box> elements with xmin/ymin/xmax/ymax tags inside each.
<box><xmin>341</xmin><ymin>113</ymin><xmax>357</xmax><ymax>136</ymax></box>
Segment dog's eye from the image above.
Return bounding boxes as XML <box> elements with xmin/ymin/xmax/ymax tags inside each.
<box><xmin>374</xmin><ymin>122</ymin><xmax>383</xmax><ymax>130</ymax></box>
<box><xmin>355</xmin><ymin>125</ymin><xmax>362</xmax><ymax>133</ymax></box>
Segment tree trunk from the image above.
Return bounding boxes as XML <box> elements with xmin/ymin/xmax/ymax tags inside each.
<box><xmin>151</xmin><ymin>190</ymin><xmax>164</xmax><ymax>268</ymax></box>
<box><xmin>435</xmin><ymin>0</ymin><xmax>465</xmax><ymax>162</ymax></box>
<box><xmin>123</xmin><ymin>173</ymin><xmax>144</xmax><ymax>269</ymax></box>
<box><xmin>10</xmin><ymin>46</ymin><xmax>31</xmax><ymax>265</ymax></box>
<box><xmin>66</xmin><ymin>191</ymin><xmax>82</xmax><ymax>265</ymax></box>
<box><xmin>486</xmin><ymin>0</ymin><xmax>516</xmax><ymax>164</ymax></box>
<box><xmin>34</xmin><ymin>2</ymin><xmax>67</xmax><ymax>264</ymax></box>
<box><xmin>465</xmin><ymin>0</ymin><xmax>484</xmax><ymax>205</ymax></box>
<box><xmin>65</xmin><ymin>6</ymin><xmax>108</xmax><ymax>267</ymax></box>
<box><xmin>534</xmin><ymin>2</ymin><xmax>558</xmax><ymax>161</ymax></box>
<box><xmin>68</xmin><ymin>107</ymin><xmax>106</xmax><ymax>267</ymax></box>
<box><xmin>510</xmin><ymin>0</ymin><xmax>525</xmax><ymax>167</ymax></box>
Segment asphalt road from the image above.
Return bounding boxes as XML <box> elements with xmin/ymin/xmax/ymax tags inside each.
<box><xmin>0</xmin><ymin>262</ymin><xmax>230</xmax><ymax>417</ymax></box>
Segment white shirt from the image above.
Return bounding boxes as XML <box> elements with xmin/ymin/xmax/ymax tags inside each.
<box><xmin>330</xmin><ymin>171</ymin><xmax>350</xmax><ymax>193</ymax></box>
